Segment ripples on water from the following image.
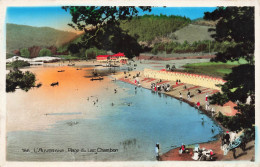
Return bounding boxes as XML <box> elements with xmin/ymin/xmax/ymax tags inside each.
<box><xmin>7</xmin><ymin>66</ymin><xmax>222</xmax><ymax>161</ymax></box>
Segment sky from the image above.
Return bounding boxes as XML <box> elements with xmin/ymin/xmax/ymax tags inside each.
<box><xmin>6</xmin><ymin>7</ymin><xmax>216</xmax><ymax>34</ymax></box>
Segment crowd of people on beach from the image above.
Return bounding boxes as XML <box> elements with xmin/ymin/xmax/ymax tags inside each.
<box><xmin>150</xmin><ymin>82</ymin><xmax>171</xmax><ymax>92</ymax></box>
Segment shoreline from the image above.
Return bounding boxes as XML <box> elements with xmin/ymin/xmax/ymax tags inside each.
<box><xmin>113</xmin><ymin>71</ymin><xmax>227</xmax><ymax>131</ymax></box>
<box><xmin>112</xmin><ymin>70</ymin><xmax>254</xmax><ymax>161</ymax></box>
<box><xmin>7</xmin><ymin>61</ymin><xmax>254</xmax><ymax>161</ymax></box>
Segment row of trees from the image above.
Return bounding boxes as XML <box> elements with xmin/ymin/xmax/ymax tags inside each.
<box><xmin>19</xmin><ymin>48</ymin><xmax>52</xmax><ymax>58</ymax></box>
<box><xmin>151</xmin><ymin>40</ymin><xmax>236</xmax><ymax>54</ymax></box>
<box><xmin>67</xmin><ymin>45</ymin><xmax>107</xmax><ymax>60</ymax></box>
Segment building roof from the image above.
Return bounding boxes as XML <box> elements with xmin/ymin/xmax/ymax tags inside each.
<box><xmin>96</xmin><ymin>52</ymin><xmax>125</xmax><ymax>58</ymax></box>
<box><xmin>96</xmin><ymin>55</ymin><xmax>110</xmax><ymax>58</ymax></box>
<box><xmin>113</xmin><ymin>52</ymin><xmax>125</xmax><ymax>57</ymax></box>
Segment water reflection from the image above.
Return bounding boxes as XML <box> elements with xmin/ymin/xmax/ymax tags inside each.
<box><xmin>6</xmin><ymin>66</ymin><xmax>121</xmax><ymax>132</ymax></box>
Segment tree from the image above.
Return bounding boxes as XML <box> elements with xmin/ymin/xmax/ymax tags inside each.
<box><xmin>204</xmin><ymin>7</ymin><xmax>254</xmax><ymax>63</ymax></box>
<box><xmin>205</xmin><ymin>7</ymin><xmax>255</xmax><ymax>131</ymax></box>
<box><xmin>6</xmin><ymin>69</ymin><xmax>36</xmax><ymax>92</ymax></box>
<box><xmin>39</xmin><ymin>48</ymin><xmax>52</xmax><ymax>57</ymax></box>
<box><xmin>20</xmin><ymin>48</ymin><xmax>30</xmax><ymax>58</ymax></box>
<box><xmin>62</xmin><ymin>6</ymin><xmax>151</xmax><ymax>58</ymax></box>
<box><xmin>68</xmin><ymin>43</ymin><xmax>80</xmax><ymax>54</ymax></box>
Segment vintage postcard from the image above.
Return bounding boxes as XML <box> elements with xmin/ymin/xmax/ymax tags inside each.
<box><xmin>0</xmin><ymin>0</ymin><xmax>259</xmax><ymax>166</ymax></box>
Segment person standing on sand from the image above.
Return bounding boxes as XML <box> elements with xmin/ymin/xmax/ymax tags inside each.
<box><xmin>206</xmin><ymin>103</ymin><xmax>210</xmax><ymax>111</ymax></box>
<box><xmin>205</xmin><ymin>94</ymin><xmax>208</xmax><ymax>102</ymax></box>
<box><xmin>205</xmin><ymin>102</ymin><xmax>209</xmax><ymax>110</ymax></box>
<box><xmin>211</xmin><ymin>107</ymin><xmax>215</xmax><ymax>117</ymax></box>
<box><xmin>179</xmin><ymin>92</ymin><xmax>182</xmax><ymax>100</ymax></box>
<box><xmin>155</xmin><ymin>143</ymin><xmax>160</xmax><ymax>161</ymax></box>
<box><xmin>187</xmin><ymin>90</ymin><xmax>191</xmax><ymax>100</ymax></box>
<box><xmin>196</xmin><ymin>101</ymin><xmax>200</xmax><ymax>109</ymax></box>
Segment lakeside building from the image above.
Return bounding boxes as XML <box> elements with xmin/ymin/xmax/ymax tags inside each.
<box><xmin>6</xmin><ymin>56</ymin><xmax>61</xmax><ymax>65</ymax></box>
<box><xmin>96</xmin><ymin>52</ymin><xmax>128</xmax><ymax>64</ymax></box>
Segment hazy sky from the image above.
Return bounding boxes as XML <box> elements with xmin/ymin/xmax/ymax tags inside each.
<box><xmin>6</xmin><ymin>7</ymin><xmax>216</xmax><ymax>34</ymax></box>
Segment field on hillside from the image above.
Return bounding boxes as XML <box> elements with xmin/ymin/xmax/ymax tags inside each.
<box><xmin>171</xmin><ymin>24</ymin><xmax>215</xmax><ymax>43</ymax></box>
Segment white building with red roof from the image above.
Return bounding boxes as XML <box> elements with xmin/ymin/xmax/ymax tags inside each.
<box><xmin>96</xmin><ymin>52</ymin><xmax>128</xmax><ymax>64</ymax></box>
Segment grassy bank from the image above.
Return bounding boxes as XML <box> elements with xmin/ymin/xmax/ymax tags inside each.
<box><xmin>56</xmin><ymin>55</ymin><xmax>80</xmax><ymax>60</ymax></box>
<box><xmin>181</xmin><ymin>59</ymin><xmax>248</xmax><ymax>78</ymax></box>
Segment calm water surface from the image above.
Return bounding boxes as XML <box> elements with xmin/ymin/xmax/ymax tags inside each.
<box><xmin>7</xmin><ymin>66</ymin><xmax>222</xmax><ymax>161</ymax></box>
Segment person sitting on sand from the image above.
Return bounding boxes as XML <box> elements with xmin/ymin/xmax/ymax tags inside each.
<box><xmin>162</xmin><ymin>84</ymin><xmax>165</xmax><ymax>90</ymax></box>
<box><xmin>197</xmin><ymin>89</ymin><xmax>201</xmax><ymax>94</ymax></box>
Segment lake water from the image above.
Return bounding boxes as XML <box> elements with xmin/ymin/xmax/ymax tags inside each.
<box><xmin>6</xmin><ymin>66</ymin><xmax>222</xmax><ymax>161</ymax></box>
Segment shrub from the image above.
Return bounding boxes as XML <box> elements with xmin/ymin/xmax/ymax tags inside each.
<box><xmin>20</xmin><ymin>48</ymin><xmax>30</xmax><ymax>58</ymax></box>
<box><xmin>6</xmin><ymin>69</ymin><xmax>36</xmax><ymax>92</ymax></box>
<box><xmin>9</xmin><ymin>60</ymin><xmax>30</xmax><ymax>68</ymax></box>
<box><xmin>39</xmin><ymin>48</ymin><xmax>52</xmax><ymax>57</ymax></box>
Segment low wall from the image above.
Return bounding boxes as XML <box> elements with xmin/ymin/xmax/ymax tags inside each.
<box><xmin>143</xmin><ymin>69</ymin><xmax>226</xmax><ymax>90</ymax></box>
